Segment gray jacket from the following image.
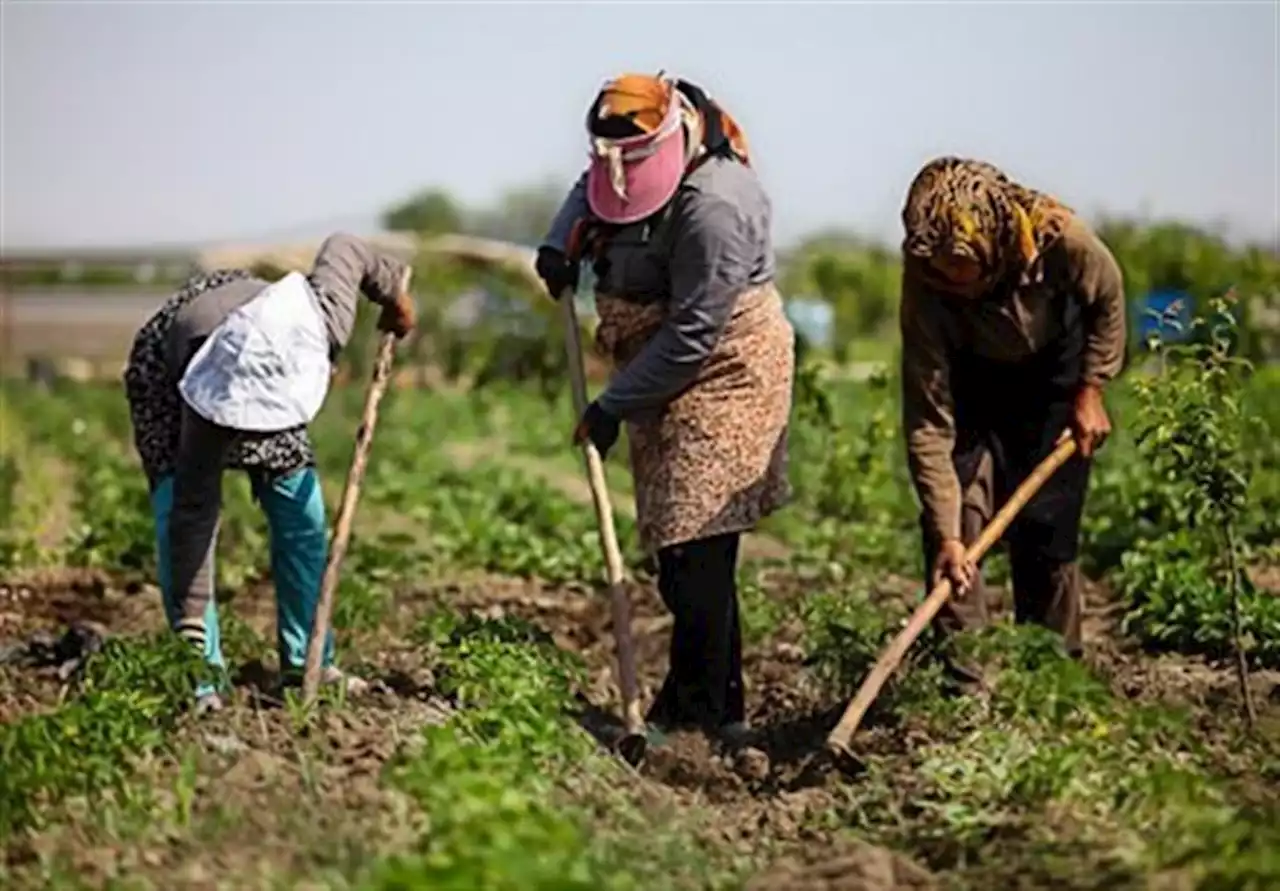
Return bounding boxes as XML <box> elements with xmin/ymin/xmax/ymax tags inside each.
<box><xmin>541</xmin><ymin>157</ymin><xmax>777</xmax><ymax>418</ymax></box>
<box><xmin>166</xmin><ymin>233</ymin><xmax>405</xmax><ymax>375</ymax></box>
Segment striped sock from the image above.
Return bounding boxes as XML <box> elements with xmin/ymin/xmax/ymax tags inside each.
<box><xmin>176</xmin><ymin>618</ymin><xmax>207</xmax><ymax>653</ymax></box>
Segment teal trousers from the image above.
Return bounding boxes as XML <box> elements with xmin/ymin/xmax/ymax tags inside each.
<box><xmin>150</xmin><ymin>465</ymin><xmax>334</xmax><ymax>694</ymax></box>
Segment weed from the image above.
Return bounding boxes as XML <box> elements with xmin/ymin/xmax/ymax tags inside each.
<box><xmin>834</xmin><ymin>624</ymin><xmax>1275</xmax><ymax>886</ymax></box>
<box><xmin>332</xmin><ymin>533</ymin><xmax>420</xmax><ymax>634</ymax></box>
<box><xmin>800</xmin><ymin>581</ymin><xmax>950</xmax><ymax>719</ymax></box>
<box><xmin>361</xmin><ymin>611</ymin><xmax>743</xmax><ymax>890</ymax></box>
<box><xmin>0</xmin><ymin>633</ymin><xmax>213</xmax><ymax>837</ymax></box>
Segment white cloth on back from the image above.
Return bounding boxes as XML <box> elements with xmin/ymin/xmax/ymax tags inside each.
<box><xmin>178</xmin><ymin>272</ymin><xmax>332</xmax><ymax>433</ymax></box>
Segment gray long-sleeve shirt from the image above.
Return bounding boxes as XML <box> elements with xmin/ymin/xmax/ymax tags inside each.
<box><xmin>542</xmin><ymin>157</ymin><xmax>776</xmax><ymax>418</ymax></box>
<box><xmin>123</xmin><ymin>233</ymin><xmax>410</xmax><ymax>631</ymax></box>
<box><xmin>125</xmin><ymin>232</ymin><xmax>410</xmax><ymax>484</ymax></box>
<box><xmin>165</xmin><ymin>233</ymin><xmax>404</xmax><ymax>374</ymax></box>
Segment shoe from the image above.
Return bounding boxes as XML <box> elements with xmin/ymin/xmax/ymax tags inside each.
<box><xmin>194</xmin><ymin>691</ymin><xmax>225</xmax><ymax>717</ymax></box>
<box><xmin>940</xmin><ymin>656</ymin><xmax>987</xmax><ymax>697</ymax></box>
<box><xmin>714</xmin><ymin>721</ymin><xmax>757</xmax><ymax>751</ymax></box>
<box><xmin>279</xmin><ymin>665</ymin><xmax>371</xmax><ymax>698</ymax></box>
<box><xmin>326</xmin><ymin>666</ymin><xmax>371</xmax><ymax>697</ymax></box>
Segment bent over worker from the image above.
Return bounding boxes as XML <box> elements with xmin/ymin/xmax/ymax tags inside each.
<box><xmin>898</xmin><ymin>157</ymin><xmax>1126</xmax><ymax>681</ymax></box>
<box><xmin>535</xmin><ymin>73</ymin><xmax>795</xmax><ymax>747</ymax></box>
<box><xmin>123</xmin><ymin>234</ymin><xmax>417</xmax><ymax>712</ymax></box>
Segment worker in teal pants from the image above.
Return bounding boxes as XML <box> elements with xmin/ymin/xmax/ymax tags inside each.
<box><xmin>124</xmin><ymin>234</ymin><xmax>416</xmax><ymax>711</ymax></box>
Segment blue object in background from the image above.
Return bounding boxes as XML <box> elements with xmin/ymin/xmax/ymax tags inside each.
<box><xmin>785</xmin><ymin>296</ymin><xmax>835</xmax><ymax>351</ymax></box>
<box><xmin>1135</xmin><ymin>289</ymin><xmax>1193</xmax><ymax>344</ymax></box>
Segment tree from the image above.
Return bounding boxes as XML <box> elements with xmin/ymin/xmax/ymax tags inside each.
<box><xmin>468</xmin><ymin>180</ymin><xmax>568</xmax><ymax>247</ymax></box>
<box><xmin>781</xmin><ymin>231</ymin><xmax>902</xmax><ymax>352</ymax></box>
<box><xmin>383</xmin><ymin>189</ymin><xmax>465</xmax><ymax>235</ymax></box>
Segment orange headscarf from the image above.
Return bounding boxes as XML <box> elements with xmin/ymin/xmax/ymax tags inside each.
<box><xmin>590</xmin><ymin>73</ymin><xmax>751</xmax><ymax>167</ymax></box>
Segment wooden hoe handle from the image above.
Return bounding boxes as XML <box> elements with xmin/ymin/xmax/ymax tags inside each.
<box><xmin>302</xmin><ymin>332</ymin><xmax>398</xmax><ymax>705</ymax></box>
<box><xmin>559</xmin><ymin>290</ymin><xmax>645</xmax><ymax>737</ymax></box>
<box><xmin>824</xmin><ymin>435</ymin><xmax>1079</xmax><ymax>758</ymax></box>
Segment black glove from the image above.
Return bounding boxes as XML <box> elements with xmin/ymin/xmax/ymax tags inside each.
<box><xmin>535</xmin><ymin>246</ymin><xmax>580</xmax><ymax>299</ymax></box>
<box><xmin>573</xmin><ymin>401</ymin><xmax>621</xmax><ymax>459</ymax></box>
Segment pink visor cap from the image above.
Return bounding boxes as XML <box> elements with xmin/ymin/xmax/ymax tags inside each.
<box><xmin>585</xmin><ymin>94</ymin><xmax>687</xmax><ymax>225</ymax></box>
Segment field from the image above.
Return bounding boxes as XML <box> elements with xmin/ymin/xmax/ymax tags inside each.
<box><xmin>2</xmin><ymin>310</ymin><xmax>1279</xmax><ymax>890</ymax></box>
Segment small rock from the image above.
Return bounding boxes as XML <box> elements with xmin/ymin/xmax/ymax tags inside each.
<box><xmin>774</xmin><ymin>642</ymin><xmax>805</xmax><ymax>662</ymax></box>
<box><xmin>734</xmin><ymin>746</ymin><xmax>771</xmax><ymax>781</ymax></box>
<box><xmin>203</xmin><ymin>732</ymin><xmax>248</xmax><ymax>756</ymax></box>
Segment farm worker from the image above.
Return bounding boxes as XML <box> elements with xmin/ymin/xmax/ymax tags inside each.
<box><xmin>899</xmin><ymin>157</ymin><xmax>1126</xmax><ymax>685</ymax></box>
<box><xmin>535</xmin><ymin>73</ymin><xmax>795</xmax><ymax>747</ymax></box>
<box><xmin>123</xmin><ymin>234</ymin><xmax>417</xmax><ymax>712</ymax></box>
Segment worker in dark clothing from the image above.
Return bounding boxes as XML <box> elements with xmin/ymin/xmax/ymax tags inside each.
<box><xmin>898</xmin><ymin>157</ymin><xmax>1126</xmax><ymax>683</ymax></box>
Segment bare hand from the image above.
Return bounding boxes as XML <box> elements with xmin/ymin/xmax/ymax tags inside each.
<box><xmin>1071</xmin><ymin>384</ymin><xmax>1111</xmax><ymax>458</ymax></box>
<box><xmin>378</xmin><ymin>292</ymin><xmax>417</xmax><ymax>339</ymax></box>
<box><xmin>933</xmin><ymin>538</ymin><xmax>977</xmax><ymax>594</ymax></box>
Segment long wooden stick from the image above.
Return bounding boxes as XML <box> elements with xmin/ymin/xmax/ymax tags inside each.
<box><xmin>559</xmin><ymin>291</ymin><xmax>645</xmax><ymax>740</ymax></box>
<box><xmin>825</xmin><ymin>435</ymin><xmax>1079</xmax><ymax>759</ymax></box>
<box><xmin>302</xmin><ymin>332</ymin><xmax>398</xmax><ymax>705</ymax></box>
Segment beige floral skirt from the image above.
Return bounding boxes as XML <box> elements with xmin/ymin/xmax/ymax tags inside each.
<box><xmin>594</xmin><ymin>283</ymin><xmax>795</xmax><ymax>554</ymax></box>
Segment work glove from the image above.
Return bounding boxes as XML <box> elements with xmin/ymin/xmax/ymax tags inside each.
<box><xmin>377</xmin><ymin>266</ymin><xmax>418</xmax><ymax>339</ymax></box>
<box><xmin>535</xmin><ymin>246</ymin><xmax>580</xmax><ymax>300</ymax></box>
<box><xmin>1071</xmin><ymin>383</ymin><xmax>1111</xmax><ymax>458</ymax></box>
<box><xmin>933</xmin><ymin>539</ymin><xmax>977</xmax><ymax>595</ymax></box>
<box><xmin>573</xmin><ymin>400</ymin><xmax>621</xmax><ymax>459</ymax></box>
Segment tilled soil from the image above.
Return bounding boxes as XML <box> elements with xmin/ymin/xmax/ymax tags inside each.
<box><xmin>0</xmin><ymin>570</ymin><xmax>154</xmax><ymax>722</ymax></box>
<box><xmin>436</xmin><ymin>571</ymin><xmax>936</xmax><ymax>886</ymax></box>
<box><xmin>3</xmin><ymin>565</ymin><xmax>1276</xmax><ymax>890</ymax></box>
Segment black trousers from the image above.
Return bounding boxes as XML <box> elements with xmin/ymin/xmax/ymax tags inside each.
<box><xmin>645</xmin><ymin>532</ymin><xmax>745</xmax><ymax>731</ymax></box>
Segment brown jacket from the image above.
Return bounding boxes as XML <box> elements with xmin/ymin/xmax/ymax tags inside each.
<box><xmin>901</xmin><ymin>216</ymin><xmax>1126</xmax><ymax>542</ymax></box>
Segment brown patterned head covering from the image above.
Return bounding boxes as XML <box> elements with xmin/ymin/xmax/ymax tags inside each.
<box><xmin>901</xmin><ymin>156</ymin><xmax>1074</xmax><ymax>296</ymax></box>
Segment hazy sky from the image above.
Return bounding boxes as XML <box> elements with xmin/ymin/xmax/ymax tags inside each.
<box><xmin>2</xmin><ymin>1</ymin><xmax>1277</xmax><ymax>250</ymax></box>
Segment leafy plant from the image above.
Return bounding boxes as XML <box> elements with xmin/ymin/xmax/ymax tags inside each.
<box><xmin>769</xmin><ymin>362</ymin><xmax>917</xmax><ymax>573</ymax></box>
<box><xmin>1120</xmin><ymin>292</ymin><xmax>1276</xmax><ymax>716</ymax></box>
<box><xmin>362</xmin><ymin>611</ymin><xmax>741</xmax><ymax>890</ymax></box>
<box><xmin>0</xmin><ymin>634</ymin><xmax>213</xmax><ymax>836</ymax></box>
<box><xmin>835</xmin><ymin>624</ymin><xmax>1273</xmax><ymax>888</ymax></box>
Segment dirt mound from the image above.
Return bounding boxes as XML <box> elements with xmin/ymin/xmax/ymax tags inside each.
<box><xmin>0</xmin><ymin>576</ymin><xmax>163</xmax><ymax>724</ymax></box>
<box><xmin>748</xmin><ymin>841</ymin><xmax>937</xmax><ymax>891</ymax></box>
<box><xmin>0</xmin><ymin>571</ymin><xmax>154</xmax><ymax>635</ymax></box>
<box><xmin>642</xmin><ymin>730</ymin><xmax>763</xmax><ymax>801</ymax></box>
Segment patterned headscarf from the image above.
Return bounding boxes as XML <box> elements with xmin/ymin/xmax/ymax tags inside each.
<box><xmin>901</xmin><ymin>156</ymin><xmax>1074</xmax><ymax>297</ymax></box>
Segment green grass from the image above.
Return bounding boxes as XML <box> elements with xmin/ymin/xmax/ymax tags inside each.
<box><xmin>0</xmin><ymin>356</ymin><xmax>1277</xmax><ymax>890</ymax></box>
<box><xmin>0</xmin><ymin>633</ymin><xmax>215</xmax><ymax>838</ymax></box>
<box><xmin>357</xmin><ymin>611</ymin><xmax>748</xmax><ymax>891</ymax></box>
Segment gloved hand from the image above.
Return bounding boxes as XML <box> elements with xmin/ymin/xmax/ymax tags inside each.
<box><xmin>573</xmin><ymin>401</ymin><xmax>621</xmax><ymax>459</ymax></box>
<box><xmin>535</xmin><ymin>246</ymin><xmax>580</xmax><ymax>300</ymax></box>
<box><xmin>378</xmin><ymin>267</ymin><xmax>418</xmax><ymax>338</ymax></box>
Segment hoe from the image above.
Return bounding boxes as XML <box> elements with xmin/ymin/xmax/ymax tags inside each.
<box><xmin>824</xmin><ymin>434</ymin><xmax>1079</xmax><ymax>776</ymax></box>
<box><xmin>406</xmin><ymin>230</ymin><xmax>648</xmax><ymax>766</ymax></box>
<box><xmin>301</xmin><ymin>279</ymin><xmax>408</xmax><ymax>706</ymax></box>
